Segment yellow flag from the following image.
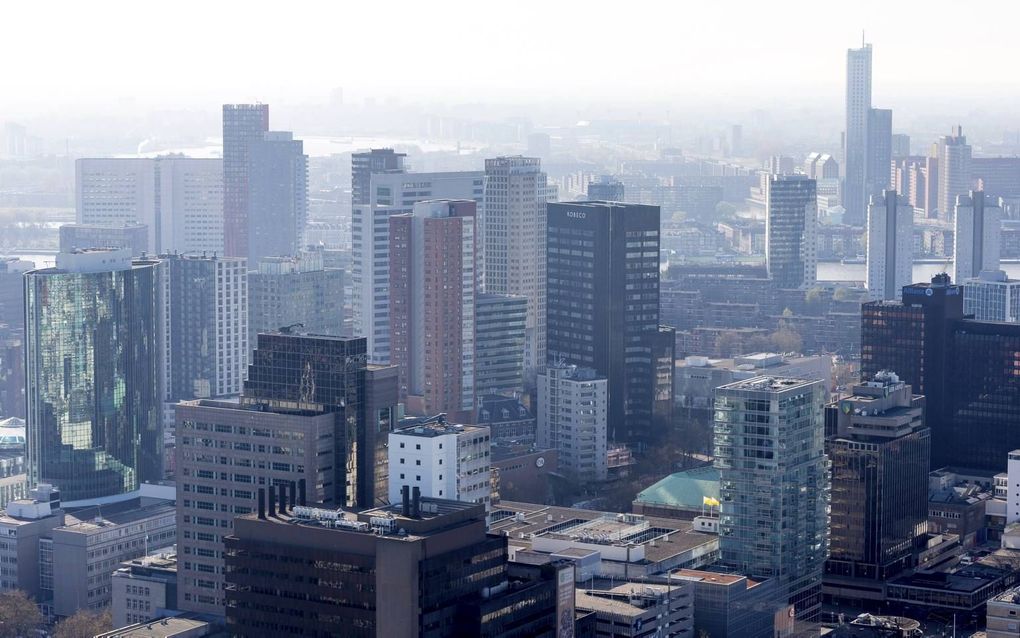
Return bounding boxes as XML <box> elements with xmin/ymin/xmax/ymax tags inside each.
<box><xmin>703</xmin><ymin>496</ymin><xmax>720</xmax><ymax>507</ymax></box>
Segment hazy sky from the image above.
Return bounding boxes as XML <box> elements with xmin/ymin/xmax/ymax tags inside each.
<box><xmin>3</xmin><ymin>0</ymin><xmax>1019</xmax><ymax>113</ymax></box>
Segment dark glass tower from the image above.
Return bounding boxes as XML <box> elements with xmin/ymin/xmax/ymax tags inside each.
<box><xmin>24</xmin><ymin>250</ymin><xmax>161</xmax><ymax>502</ymax></box>
<box><xmin>546</xmin><ymin>201</ymin><xmax>671</xmax><ymax>446</ymax></box>
<box><xmin>861</xmin><ymin>274</ymin><xmax>1020</xmax><ymax>470</ymax></box>
<box><xmin>825</xmin><ymin>372</ymin><xmax>929</xmax><ymax>583</ymax></box>
<box><xmin>247</xmin><ymin>131</ymin><xmax>308</xmax><ymax>265</ymax></box>
<box><xmin>222</xmin><ymin>104</ymin><xmax>269</xmax><ymax>259</ymax></box>
<box><xmin>244</xmin><ymin>332</ymin><xmax>397</xmax><ymax>508</ymax></box>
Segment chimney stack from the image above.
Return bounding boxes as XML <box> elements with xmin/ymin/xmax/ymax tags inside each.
<box><xmin>267</xmin><ymin>484</ymin><xmax>276</xmax><ymax>517</ymax></box>
<box><xmin>401</xmin><ymin>485</ymin><xmax>411</xmax><ymax>517</ymax></box>
<box><xmin>257</xmin><ymin>488</ymin><xmax>266</xmax><ymax>519</ymax></box>
<box><xmin>279</xmin><ymin>482</ymin><xmax>288</xmax><ymax>513</ymax></box>
<box><xmin>412</xmin><ymin>486</ymin><xmax>421</xmax><ymax>518</ymax></box>
<box><xmin>298</xmin><ymin>479</ymin><xmax>307</xmax><ymax>506</ymax></box>
<box><xmin>288</xmin><ymin>482</ymin><xmax>297</xmax><ymax>511</ymax></box>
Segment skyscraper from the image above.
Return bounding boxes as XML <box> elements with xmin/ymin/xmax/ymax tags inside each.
<box><xmin>246</xmin><ymin>131</ymin><xmax>308</xmax><ymax>265</ymax></box>
<box><xmin>825</xmin><ymin>372</ymin><xmax>929</xmax><ymax>585</ymax></box>
<box><xmin>765</xmin><ymin>174</ymin><xmax>817</xmax><ymax>289</ymax></box>
<box><xmin>482</xmin><ymin>156</ymin><xmax>548</xmax><ymax>376</ymax></box>
<box><xmin>953</xmin><ymin>190</ymin><xmax>1001</xmax><ymax>283</ymax></box>
<box><xmin>546</xmin><ymin>201</ymin><xmax>670</xmax><ymax>447</ymax></box>
<box><xmin>474</xmin><ymin>293</ymin><xmax>527</xmax><ymax>399</ymax></box>
<box><xmin>935</xmin><ymin>125</ymin><xmax>972</xmax><ymax>221</ymax></box>
<box><xmin>159</xmin><ymin>253</ymin><xmax>247</xmax><ymax>402</ymax></box>
<box><xmin>222</xmin><ymin>104</ymin><xmax>269</xmax><ymax>259</ymax></box>
<box><xmin>75</xmin><ymin>157</ymin><xmax>223</xmax><ymax>254</ymax></box>
<box><xmin>715</xmin><ymin>376</ymin><xmax>829</xmax><ymax>621</ymax></box>
<box><xmin>352</xmin><ymin>169</ymin><xmax>482</xmax><ymax>363</ymax></box>
<box><xmin>389</xmin><ymin>200</ymin><xmax>477</xmax><ymax>418</ymax></box>
<box><xmin>867</xmin><ymin>108</ymin><xmax>893</xmax><ymax>197</ymax></box>
<box><xmin>963</xmin><ymin>270</ymin><xmax>1020</xmax><ymax>323</ymax></box>
<box><xmin>866</xmin><ymin>189</ymin><xmax>913</xmax><ymax>300</ymax></box>
<box><xmin>844</xmin><ymin>43</ymin><xmax>873</xmax><ymax>227</ymax></box>
<box><xmin>587</xmin><ymin>175</ymin><xmax>625</xmax><ymax>201</ymax></box>
<box><xmin>25</xmin><ymin>249</ymin><xmax>161</xmax><ymax>503</ymax></box>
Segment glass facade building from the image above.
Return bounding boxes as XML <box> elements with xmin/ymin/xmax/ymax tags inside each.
<box><xmin>546</xmin><ymin>201</ymin><xmax>672</xmax><ymax>447</ymax></box>
<box><xmin>474</xmin><ymin>293</ymin><xmax>527</xmax><ymax>400</ymax></box>
<box><xmin>25</xmin><ymin>251</ymin><xmax>161</xmax><ymax>502</ymax></box>
<box><xmin>714</xmin><ymin>376</ymin><xmax>829</xmax><ymax>621</ymax></box>
<box><xmin>765</xmin><ymin>174</ymin><xmax>817</xmax><ymax>289</ymax></box>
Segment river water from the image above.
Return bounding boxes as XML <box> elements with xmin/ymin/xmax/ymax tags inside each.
<box><xmin>817</xmin><ymin>261</ymin><xmax>1020</xmax><ymax>283</ymax></box>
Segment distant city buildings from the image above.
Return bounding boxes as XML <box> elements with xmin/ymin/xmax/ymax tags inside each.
<box><xmin>59</xmin><ymin>223</ymin><xmax>149</xmax><ymax>256</ymax></box>
<box><xmin>25</xmin><ymin>249</ymin><xmax>162</xmax><ymax>503</ymax></box>
<box><xmin>954</xmin><ymin>189</ymin><xmax>1001</xmax><ymax>283</ymax></box>
<box><xmin>866</xmin><ymin>189</ymin><xmax>913</xmax><ymax>300</ymax></box>
<box><xmin>482</xmin><ymin>156</ymin><xmax>549</xmax><ymax>377</ymax></box>
<box><xmin>537</xmin><ymin>364</ymin><xmax>608</xmax><ymax>483</ymax></box>
<box><xmin>586</xmin><ymin>175</ymin><xmax>625</xmax><ymax>201</ymax></box>
<box><xmin>247</xmin><ymin>251</ymin><xmax>344</xmax><ymax>357</ymax></box>
<box><xmin>547</xmin><ymin>201</ymin><xmax>673</xmax><ymax>447</ymax></box>
<box><xmin>246</xmin><ymin>131</ymin><xmax>308</xmax><ymax>265</ymax></box>
<box><xmin>715</xmin><ymin>376</ymin><xmax>829</xmax><ymax>621</ymax></box>
<box><xmin>222</xmin><ymin>103</ymin><xmax>269</xmax><ymax>259</ymax></box>
<box><xmin>389</xmin><ymin>199</ymin><xmax>477</xmax><ymax>418</ymax></box>
<box><xmin>75</xmin><ymin>157</ymin><xmax>223</xmax><ymax>254</ymax></box>
<box><xmin>936</xmin><ymin>125</ymin><xmax>972</xmax><ymax>221</ymax></box>
<box><xmin>765</xmin><ymin>174</ymin><xmax>817</xmax><ymax>289</ymax></box>
<box><xmin>352</xmin><ymin>167</ymin><xmax>482</xmax><ymax>364</ymax></box>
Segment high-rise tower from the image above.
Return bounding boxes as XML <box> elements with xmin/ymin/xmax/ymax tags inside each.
<box><xmin>222</xmin><ymin>104</ymin><xmax>269</xmax><ymax>259</ymax></box>
<box><xmin>844</xmin><ymin>44</ymin><xmax>873</xmax><ymax>226</ymax></box>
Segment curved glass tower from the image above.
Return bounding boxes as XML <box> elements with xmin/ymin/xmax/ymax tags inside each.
<box><xmin>25</xmin><ymin>249</ymin><xmax>161</xmax><ymax>502</ymax></box>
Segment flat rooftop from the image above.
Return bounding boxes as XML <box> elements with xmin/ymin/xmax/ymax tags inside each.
<box><xmin>491</xmin><ymin>500</ymin><xmax>716</xmax><ymax>563</ymax></box>
<box><xmin>60</xmin><ymin>501</ymin><xmax>176</xmax><ymax>534</ymax></box>
<box><xmin>94</xmin><ymin>617</ymin><xmax>213</xmax><ymax>638</ymax></box>
<box><xmin>394</xmin><ymin>417</ymin><xmax>486</xmax><ymax>438</ymax></box>
<box><xmin>718</xmin><ymin>375</ymin><xmax>820</xmax><ymax>393</ymax></box>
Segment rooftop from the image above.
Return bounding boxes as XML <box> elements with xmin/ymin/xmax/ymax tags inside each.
<box><xmin>94</xmin><ymin>616</ymin><xmax>214</xmax><ymax>638</ymax></box>
<box><xmin>672</xmin><ymin>568</ymin><xmax>761</xmax><ymax>588</ymax></box>
<box><xmin>490</xmin><ymin>500</ymin><xmax>716</xmax><ymax>564</ymax></box>
<box><xmin>718</xmin><ymin>375</ymin><xmax>820</xmax><ymax>393</ymax></box>
<box><xmin>634</xmin><ymin>465</ymin><xmax>720</xmax><ymax>510</ymax></box>
<box><xmin>394</xmin><ymin>414</ymin><xmax>485</xmax><ymax>438</ymax></box>
<box><xmin>60</xmin><ymin>500</ymin><xmax>176</xmax><ymax>534</ymax></box>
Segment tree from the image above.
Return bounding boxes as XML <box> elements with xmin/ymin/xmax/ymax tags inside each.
<box><xmin>0</xmin><ymin>590</ymin><xmax>43</xmax><ymax>638</ymax></box>
<box><xmin>833</xmin><ymin>286</ymin><xmax>855</xmax><ymax>301</ymax></box>
<box><xmin>53</xmin><ymin>609</ymin><xmax>112</xmax><ymax>638</ymax></box>
<box><xmin>805</xmin><ymin>286</ymin><xmax>825</xmax><ymax>304</ymax></box>
<box><xmin>770</xmin><ymin>326</ymin><xmax>803</xmax><ymax>354</ymax></box>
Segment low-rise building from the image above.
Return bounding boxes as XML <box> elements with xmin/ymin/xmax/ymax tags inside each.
<box><xmin>491</xmin><ymin>444</ymin><xmax>558</xmax><ymax>504</ymax></box>
<box><xmin>632</xmin><ymin>465</ymin><xmax>720</xmax><ymax>520</ymax></box>
<box><xmin>112</xmin><ymin>554</ymin><xmax>178</xmax><ymax>628</ymax></box>
<box><xmin>988</xmin><ymin>585</ymin><xmax>1020</xmax><ymax>638</ymax></box>
<box><xmin>673</xmin><ymin>568</ymin><xmax>781</xmax><ymax>638</ymax></box>
<box><xmin>574</xmin><ymin>581</ymin><xmax>694</xmax><ymax>638</ymax></box>
<box><xmin>95</xmin><ymin>615</ymin><xmax>217</xmax><ymax>638</ymax></box>
<box><xmin>388</xmin><ymin>416</ymin><xmax>492</xmax><ymax>508</ymax></box>
<box><xmin>0</xmin><ymin>484</ymin><xmax>64</xmax><ymax>597</ymax></box>
<box><xmin>929</xmin><ymin>468</ymin><xmax>996</xmax><ymax>548</ymax></box>
<box><xmin>476</xmin><ymin>395</ymin><xmax>535</xmax><ymax>445</ymax></box>
<box><xmin>537</xmin><ymin>365</ymin><xmax>608</xmax><ymax>483</ymax></box>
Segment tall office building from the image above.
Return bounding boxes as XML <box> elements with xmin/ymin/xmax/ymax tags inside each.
<box><xmin>891</xmin><ymin>134</ymin><xmax>911</xmax><ymax>159</ymax></box>
<box><xmin>246</xmin><ymin>131</ymin><xmax>308</xmax><ymax>265</ymax></box>
<box><xmin>474</xmin><ymin>293</ymin><xmax>527</xmax><ymax>399</ymax></box>
<box><xmin>177</xmin><ymin>332</ymin><xmax>398</xmax><ymax>616</ymax></box>
<box><xmin>866</xmin><ymin>189</ymin><xmax>913</xmax><ymax>300</ymax></box>
<box><xmin>351</xmin><ymin>148</ymin><xmax>406</xmax><ymax>206</ymax></box>
<box><xmin>844</xmin><ymin>43</ymin><xmax>872</xmax><ymax>227</ymax></box>
<box><xmin>765</xmin><ymin>174</ymin><xmax>817</xmax><ymax>289</ymax></box>
<box><xmin>481</xmin><ymin>157</ymin><xmax>548</xmax><ymax>376</ymax></box>
<box><xmin>825</xmin><ymin>372</ymin><xmax>929</xmax><ymax>586</ymax></box>
<box><xmin>862</xmin><ymin>275</ymin><xmax>1020</xmax><ymax>470</ymax></box>
<box><xmin>352</xmin><ymin>169</ymin><xmax>482</xmax><ymax>363</ymax></box>
<box><xmin>159</xmin><ymin>253</ymin><xmax>247</xmax><ymax>402</ymax></box>
<box><xmin>222</xmin><ymin>104</ymin><xmax>269</xmax><ymax>259</ymax></box>
<box><xmin>387</xmin><ymin>418</ymin><xmax>491</xmax><ymax>507</ymax></box>
<box><xmin>715</xmin><ymin>376</ymin><xmax>829</xmax><ymax>621</ymax></box>
<box><xmin>866</xmin><ymin>108</ymin><xmax>893</xmax><ymax>197</ymax></box>
<box><xmin>389</xmin><ymin>200</ymin><xmax>477</xmax><ymax>418</ymax></box>
<box><xmin>24</xmin><ymin>249</ymin><xmax>161</xmax><ymax>503</ymax></box>
<box><xmin>963</xmin><ymin>270</ymin><xmax>1020</xmax><ymax>323</ymax></box>
<box><xmin>546</xmin><ymin>201</ymin><xmax>671</xmax><ymax>447</ymax></box>
<box><xmin>76</xmin><ymin>157</ymin><xmax>223</xmax><ymax>254</ymax></box>
<box><xmin>935</xmin><ymin>125</ymin><xmax>972</xmax><ymax>221</ymax></box>
<box><xmin>954</xmin><ymin>190</ymin><xmax>1001</xmax><ymax>283</ymax></box>
<box><xmin>587</xmin><ymin>175</ymin><xmax>625</xmax><ymax>201</ymax></box>
<box><xmin>536</xmin><ymin>364</ymin><xmax>609</xmax><ymax>483</ymax></box>
<box><xmin>247</xmin><ymin>252</ymin><xmax>343</xmax><ymax>357</ymax></box>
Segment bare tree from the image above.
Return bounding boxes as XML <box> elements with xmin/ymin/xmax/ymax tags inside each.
<box><xmin>0</xmin><ymin>590</ymin><xmax>43</xmax><ymax>638</ymax></box>
<box><xmin>53</xmin><ymin>609</ymin><xmax>112</xmax><ymax>638</ymax></box>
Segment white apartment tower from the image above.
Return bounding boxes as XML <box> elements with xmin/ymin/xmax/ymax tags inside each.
<box><xmin>866</xmin><ymin>189</ymin><xmax>913</xmax><ymax>301</ymax></box>
<box><xmin>483</xmin><ymin>157</ymin><xmax>549</xmax><ymax>375</ymax></box>
<box><xmin>351</xmin><ymin>170</ymin><xmax>483</xmax><ymax>364</ymax></box>
<box><xmin>387</xmin><ymin>419</ymin><xmax>492</xmax><ymax>509</ymax></box>
<box><xmin>76</xmin><ymin>157</ymin><xmax>223</xmax><ymax>254</ymax></box>
<box><xmin>536</xmin><ymin>364</ymin><xmax>609</xmax><ymax>483</ymax></box>
<box><xmin>844</xmin><ymin>43</ymin><xmax>873</xmax><ymax>227</ymax></box>
<box><xmin>954</xmin><ymin>190</ymin><xmax>1001</xmax><ymax>283</ymax></box>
